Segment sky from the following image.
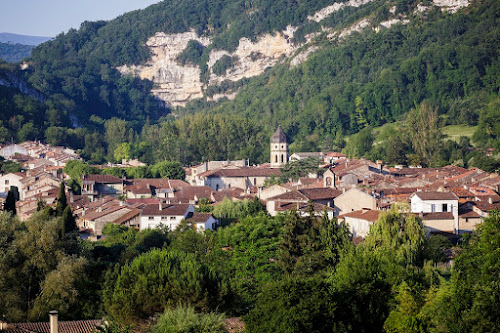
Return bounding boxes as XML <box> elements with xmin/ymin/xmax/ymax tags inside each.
<box><xmin>0</xmin><ymin>0</ymin><xmax>162</xmax><ymax>37</ymax></box>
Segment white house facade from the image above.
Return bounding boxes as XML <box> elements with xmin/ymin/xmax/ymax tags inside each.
<box><xmin>139</xmin><ymin>203</ymin><xmax>194</xmax><ymax>231</ymax></box>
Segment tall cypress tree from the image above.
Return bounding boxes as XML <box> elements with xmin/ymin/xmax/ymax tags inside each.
<box><xmin>4</xmin><ymin>189</ymin><xmax>16</xmax><ymax>215</ymax></box>
<box><xmin>55</xmin><ymin>182</ymin><xmax>67</xmax><ymax>216</ymax></box>
<box><xmin>62</xmin><ymin>205</ymin><xmax>77</xmax><ymax>234</ymax></box>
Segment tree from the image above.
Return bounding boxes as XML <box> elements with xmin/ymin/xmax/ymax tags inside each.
<box><xmin>280</xmin><ymin>157</ymin><xmax>322</xmax><ymax>182</ymax></box>
<box><xmin>30</xmin><ymin>257</ymin><xmax>89</xmax><ymax>321</ymax></box>
<box><xmin>61</xmin><ymin>206</ymin><xmax>77</xmax><ymax>234</ymax></box>
<box><xmin>4</xmin><ymin>189</ymin><xmax>16</xmax><ymax>215</ymax></box>
<box><xmin>150</xmin><ymin>306</ymin><xmax>227</xmax><ymax>333</ymax></box>
<box><xmin>441</xmin><ymin>211</ymin><xmax>500</xmax><ymax>332</ymax></box>
<box><xmin>104</xmin><ymin>249</ymin><xmax>219</xmax><ymax>323</ymax></box>
<box><xmin>244</xmin><ymin>277</ymin><xmax>342</xmax><ymax>333</ymax></box>
<box><xmin>55</xmin><ymin>182</ymin><xmax>67</xmax><ymax>216</ymax></box>
<box><xmin>404</xmin><ymin>102</ymin><xmax>444</xmax><ymax>167</ymax></box>
<box><xmin>151</xmin><ymin>161</ymin><xmax>185</xmax><ymax>180</ymax></box>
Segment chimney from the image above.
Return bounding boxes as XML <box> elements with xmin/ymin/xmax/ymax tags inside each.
<box><xmin>0</xmin><ymin>315</ymin><xmax>8</xmax><ymax>330</ymax></box>
<box><xmin>49</xmin><ymin>311</ymin><xmax>58</xmax><ymax>333</ymax></box>
<box><xmin>159</xmin><ymin>200</ymin><xmax>163</xmax><ymax>211</ymax></box>
<box><xmin>488</xmin><ymin>197</ymin><xmax>493</xmax><ymax>204</ymax></box>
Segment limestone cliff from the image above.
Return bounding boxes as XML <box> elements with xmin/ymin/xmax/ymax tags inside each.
<box><xmin>118</xmin><ymin>0</ymin><xmax>471</xmax><ymax>107</ymax></box>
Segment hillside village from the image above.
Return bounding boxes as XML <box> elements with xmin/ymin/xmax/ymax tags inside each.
<box><xmin>1</xmin><ymin>127</ymin><xmax>499</xmax><ymax>241</ymax></box>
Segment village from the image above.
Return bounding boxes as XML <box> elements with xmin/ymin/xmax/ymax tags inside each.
<box><xmin>1</xmin><ymin>126</ymin><xmax>499</xmax><ymax>243</ymax></box>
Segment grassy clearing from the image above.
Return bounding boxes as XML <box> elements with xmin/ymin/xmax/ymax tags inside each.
<box><xmin>442</xmin><ymin>125</ymin><xmax>477</xmax><ymax>142</ymax></box>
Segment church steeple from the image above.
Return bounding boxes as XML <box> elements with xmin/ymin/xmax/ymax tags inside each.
<box><xmin>270</xmin><ymin>126</ymin><xmax>288</xmax><ymax>168</ymax></box>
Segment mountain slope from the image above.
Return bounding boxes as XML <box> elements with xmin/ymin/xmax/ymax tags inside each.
<box><xmin>0</xmin><ymin>42</ymin><xmax>34</xmax><ymax>62</ymax></box>
<box><xmin>0</xmin><ymin>33</ymin><xmax>52</xmax><ymax>46</ymax></box>
<box><xmin>6</xmin><ymin>0</ymin><xmax>500</xmax><ymax>165</ymax></box>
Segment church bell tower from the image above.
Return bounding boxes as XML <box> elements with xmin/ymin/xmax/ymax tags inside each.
<box><xmin>270</xmin><ymin>125</ymin><xmax>288</xmax><ymax>168</ymax></box>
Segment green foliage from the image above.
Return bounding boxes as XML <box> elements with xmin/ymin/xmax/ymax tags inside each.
<box><xmin>444</xmin><ymin>211</ymin><xmax>500</xmax><ymax>331</ymax></box>
<box><xmin>280</xmin><ymin>157</ymin><xmax>322</xmax><ymax>182</ymax></box>
<box><xmin>30</xmin><ymin>256</ymin><xmax>89</xmax><ymax>321</ymax></box>
<box><xmin>215</xmin><ymin>214</ymin><xmax>282</xmax><ymax>312</ymax></box>
<box><xmin>64</xmin><ymin>160</ymin><xmax>99</xmax><ymax>184</ymax></box>
<box><xmin>150</xmin><ymin>306</ymin><xmax>227</xmax><ymax>333</ymax></box>
<box><xmin>423</xmin><ymin>235</ymin><xmax>452</xmax><ymax>263</ymax></box>
<box><xmin>0</xmin><ymin>160</ymin><xmax>22</xmax><ymax>173</ymax></box>
<box><xmin>244</xmin><ymin>277</ymin><xmax>342</xmax><ymax>333</ymax></box>
<box><xmin>55</xmin><ymin>182</ymin><xmax>67</xmax><ymax>216</ymax></box>
<box><xmin>3</xmin><ymin>189</ymin><xmax>17</xmax><ymax>215</ymax></box>
<box><xmin>404</xmin><ymin>102</ymin><xmax>444</xmax><ymax>167</ymax></box>
<box><xmin>104</xmin><ymin>249</ymin><xmax>219</xmax><ymax>323</ymax></box>
<box><xmin>279</xmin><ymin>210</ymin><xmax>350</xmax><ymax>277</ymax></box>
<box><xmin>212</xmin><ymin>197</ymin><xmax>265</xmax><ymax>221</ymax></box>
<box><xmin>0</xmin><ymin>42</ymin><xmax>34</xmax><ymax>63</ymax></box>
<box><xmin>151</xmin><ymin>160</ymin><xmax>186</xmax><ymax>180</ymax></box>
<box><xmin>176</xmin><ymin>40</ymin><xmax>207</xmax><ymax>66</ymax></box>
<box><xmin>212</xmin><ymin>55</ymin><xmax>238</xmax><ymax>76</ymax></box>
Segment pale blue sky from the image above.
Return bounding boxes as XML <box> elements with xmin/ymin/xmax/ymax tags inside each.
<box><xmin>0</xmin><ymin>0</ymin><xmax>161</xmax><ymax>37</ymax></box>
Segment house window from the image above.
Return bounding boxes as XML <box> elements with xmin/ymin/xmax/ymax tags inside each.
<box><xmin>275</xmin><ymin>155</ymin><xmax>278</xmax><ymax>163</ymax></box>
<box><xmin>275</xmin><ymin>145</ymin><xmax>278</xmax><ymax>149</ymax></box>
<box><xmin>326</xmin><ymin>177</ymin><xmax>332</xmax><ymax>186</ymax></box>
<box><xmin>216</xmin><ymin>184</ymin><xmax>219</xmax><ymax>191</ymax></box>
<box><xmin>465</xmin><ymin>218</ymin><xmax>469</xmax><ymax>223</ymax></box>
<box><xmin>148</xmin><ymin>216</ymin><xmax>154</xmax><ymax>220</ymax></box>
<box><xmin>442</xmin><ymin>204</ymin><xmax>448</xmax><ymax>212</ymax></box>
<box><xmin>4</xmin><ymin>180</ymin><xmax>9</xmax><ymax>185</ymax></box>
<box><xmin>431</xmin><ymin>204</ymin><xmax>436</xmax><ymax>212</ymax></box>
<box><xmin>170</xmin><ymin>216</ymin><xmax>176</xmax><ymax>220</ymax></box>
<box><xmin>281</xmin><ymin>154</ymin><xmax>284</xmax><ymax>163</ymax></box>
<box><xmin>161</xmin><ymin>216</ymin><xmax>168</xmax><ymax>220</ymax></box>
<box><xmin>254</xmin><ymin>178</ymin><xmax>257</xmax><ymax>186</ymax></box>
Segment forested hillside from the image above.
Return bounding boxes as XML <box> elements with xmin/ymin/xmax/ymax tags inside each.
<box><xmin>0</xmin><ymin>43</ymin><xmax>33</xmax><ymax>62</ymax></box>
<box><xmin>1</xmin><ymin>0</ymin><xmax>498</xmax><ymax>167</ymax></box>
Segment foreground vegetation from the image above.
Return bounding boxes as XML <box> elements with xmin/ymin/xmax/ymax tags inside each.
<box><xmin>1</xmin><ymin>199</ymin><xmax>499</xmax><ymax>332</ymax></box>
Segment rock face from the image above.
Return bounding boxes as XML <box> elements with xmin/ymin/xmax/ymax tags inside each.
<box><xmin>119</xmin><ymin>0</ymin><xmax>471</xmax><ymax>107</ymax></box>
<box><xmin>208</xmin><ymin>31</ymin><xmax>297</xmax><ymax>86</ymax></box>
<box><xmin>118</xmin><ymin>31</ymin><xmax>210</xmax><ymax>107</ymax></box>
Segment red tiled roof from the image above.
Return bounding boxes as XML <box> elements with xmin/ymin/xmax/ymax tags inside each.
<box><xmin>299</xmin><ymin>188</ymin><xmax>342</xmax><ymax>200</ymax></box>
<box><xmin>186</xmin><ymin>212</ymin><xmax>214</xmax><ymax>223</ymax></box>
<box><xmin>141</xmin><ymin>203</ymin><xmax>191</xmax><ymax>216</ymax></box>
<box><xmin>267</xmin><ymin>190</ymin><xmax>309</xmax><ymax>202</ymax></box>
<box><xmin>413</xmin><ymin>192</ymin><xmax>458</xmax><ymax>200</ymax></box>
<box><xmin>83</xmin><ymin>174</ymin><xmax>122</xmax><ymax>183</ymax></box>
<box><xmin>212</xmin><ymin>188</ymin><xmax>244</xmax><ymax>202</ymax></box>
<box><xmin>275</xmin><ymin>202</ymin><xmax>334</xmax><ymax>212</ymax></box>
<box><xmin>2</xmin><ymin>320</ymin><xmax>102</xmax><ymax>333</ymax></box>
<box><xmin>422</xmin><ymin>212</ymin><xmax>454</xmax><ymax>220</ymax></box>
<box><xmin>199</xmin><ymin>167</ymin><xmax>281</xmax><ymax>178</ymax></box>
<box><xmin>450</xmin><ymin>187</ymin><xmax>475</xmax><ymax>198</ymax></box>
<box><xmin>126</xmin><ymin>198</ymin><xmax>160</xmax><ymax>205</ymax></box>
<box><xmin>339</xmin><ymin>209</ymin><xmax>380</xmax><ymax>222</ymax></box>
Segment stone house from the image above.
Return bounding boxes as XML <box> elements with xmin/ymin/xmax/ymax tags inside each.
<box><xmin>334</xmin><ymin>188</ymin><xmax>377</xmax><ymax>216</ymax></box>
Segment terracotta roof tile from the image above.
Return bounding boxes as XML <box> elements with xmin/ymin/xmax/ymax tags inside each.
<box><xmin>422</xmin><ymin>212</ymin><xmax>454</xmax><ymax>220</ymax></box>
<box><xmin>185</xmin><ymin>212</ymin><xmax>214</xmax><ymax>223</ymax></box>
<box><xmin>141</xmin><ymin>203</ymin><xmax>191</xmax><ymax>216</ymax></box>
<box><xmin>83</xmin><ymin>175</ymin><xmax>122</xmax><ymax>183</ymax></box>
<box><xmin>298</xmin><ymin>188</ymin><xmax>342</xmax><ymax>200</ymax></box>
<box><xmin>339</xmin><ymin>209</ymin><xmax>380</xmax><ymax>222</ymax></box>
<box><xmin>413</xmin><ymin>192</ymin><xmax>458</xmax><ymax>200</ymax></box>
<box><xmin>2</xmin><ymin>320</ymin><xmax>101</xmax><ymax>333</ymax></box>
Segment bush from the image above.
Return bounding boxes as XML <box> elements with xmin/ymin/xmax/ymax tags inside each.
<box><xmin>150</xmin><ymin>305</ymin><xmax>227</xmax><ymax>333</ymax></box>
